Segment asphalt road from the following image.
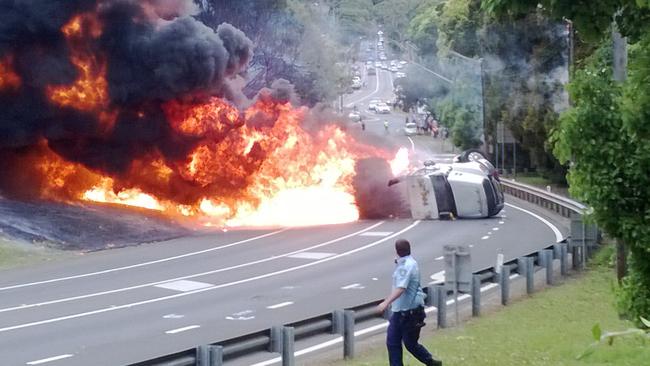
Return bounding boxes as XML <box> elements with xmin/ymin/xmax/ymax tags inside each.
<box><xmin>0</xmin><ymin>70</ymin><xmax>568</xmax><ymax>366</ymax></box>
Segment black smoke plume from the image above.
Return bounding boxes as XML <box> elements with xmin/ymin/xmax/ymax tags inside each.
<box><xmin>0</xmin><ymin>0</ymin><xmax>253</xmax><ymax>201</ymax></box>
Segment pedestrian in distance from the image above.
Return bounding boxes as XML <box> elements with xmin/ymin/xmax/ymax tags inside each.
<box><xmin>361</xmin><ymin>116</ymin><xmax>366</xmax><ymax>131</ymax></box>
<box><xmin>377</xmin><ymin>239</ymin><xmax>442</xmax><ymax>366</ymax></box>
<box><xmin>384</xmin><ymin>119</ymin><xmax>389</xmax><ymax>134</ymax></box>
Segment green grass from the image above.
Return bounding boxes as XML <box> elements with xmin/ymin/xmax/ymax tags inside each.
<box><xmin>0</xmin><ymin>236</ymin><xmax>71</xmax><ymax>270</ymax></box>
<box><xmin>330</xmin><ymin>256</ymin><xmax>649</xmax><ymax>366</ymax></box>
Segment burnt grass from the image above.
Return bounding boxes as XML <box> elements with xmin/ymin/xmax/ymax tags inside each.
<box><xmin>0</xmin><ymin>196</ymin><xmax>190</xmax><ymax>251</ymax></box>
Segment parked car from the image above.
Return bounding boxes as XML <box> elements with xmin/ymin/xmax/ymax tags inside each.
<box><xmin>388</xmin><ymin>150</ymin><xmax>504</xmax><ymax>219</ymax></box>
<box><xmin>375</xmin><ymin>102</ymin><xmax>391</xmax><ymax>114</ymax></box>
<box><xmin>404</xmin><ymin>122</ymin><xmax>417</xmax><ymax>136</ymax></box>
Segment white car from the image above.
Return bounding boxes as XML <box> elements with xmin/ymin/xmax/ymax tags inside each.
<box><xmin>348</xmin><ymin>111</ymin><xmax>361</xmax><ymax>122</ymax></box>
<box><xmin>375</xmin><ymin>61</ymin><xmax>382</xmax><ymax>68</ymax></box>
<box><xmin>374</xmin><ymin>103</ymin><xmax>391</xmax><ymax>114</ymax></box>
<box><xmin>389</xmin><ymin>150</ymin><xmax>504</xmax><ymax>219</ymax></box>
<box><xmin>377</xmin><ymin>30</ymin><xmax>383</xmax><ymax>35</ymax></box>
<box><xmin>367</xmin><ymin>99</ymin><xmax>382</xmax><ymax>111</ymax></box>
<box><xmin>389</xmin><ymin>66</ymin><xmax>398</xmax><ymax>73</ymax></box>
<box><xmin>395</xmin><ymin>72</ymin><xmax>406</xmax><ymax>78</ymax></box>
<box><xmin>404</xmin><ymin>122</ymin><xmax>417</xmax><ymax>136</ymax></box>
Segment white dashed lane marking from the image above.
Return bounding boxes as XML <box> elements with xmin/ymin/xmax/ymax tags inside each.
<box><xmin>492</xmin><ymin>227</ymin><xmax>499</xmax><ymax>231</ymax></box>
<box><xmin>165</xmin><ymin>325</ymin><xmax>200</xmax><ymax>334</ymax></box>
<box><xmin>154</xmin><ymin>280</ymin><xmax>213</xmax><ymax>292</ymax></box>
<box><xmin>341</xmin><ymin>283</ymin><xmax>365</xmax><ymax>290</ymax></box>
<box><xmin>434</xmin><ymin>256</ymin><xmax>444</xmax><ymax>261</ymax></box>
<box><xmin>359</xmin><ymin>231</ymin><xmax>393</xmax><ymax>237</ymax></box>
<box><xmin>26</xmin><ymin>354</ymin><xmax>74</xmax><ymax>365</ymax></box>
<box><xmin>266</xmin><ymin>302</ymin><xmax>294</xmax><ymax>309</ymax></box>
<box><xmin>499</xmin><ymin>221</ymin><xmax>505</xmax><ymax>224</ymax></box>
<box><xmin>481</xmin><ymin>236</ymin><xmax>490</xmax><ymax>240</ymax></box>
<box><xmin>287</xmin><ymin>252</ymin><xmax>335</xmax><ymax>260</ymax></box>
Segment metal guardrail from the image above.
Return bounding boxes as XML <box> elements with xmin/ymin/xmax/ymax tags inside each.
<box><xmin>129</xmin><ymin>180</ymin><xmax>598</xmax><ymax>366</ymax></box>
<box><xmin>500</xmin><ymin>178</ymin><xmax>586</xmax><ymax>218</ymax></box>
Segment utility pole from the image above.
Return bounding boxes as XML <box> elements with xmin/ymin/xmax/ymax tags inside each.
<box><xmin>612</xmin><ymin>23</ymin><xmax>627</xmax><ymax>283</ymax></box>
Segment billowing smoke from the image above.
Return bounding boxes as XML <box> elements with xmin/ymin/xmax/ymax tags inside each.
<box><xmin>0</xmin><ymin>0</ymin><xmax>253</xmax><ymax>201</ymax></box>
<box><xmin>0</xmin><ymin>0</ymin><xmax>396</xmax><ymax>225</ymax></box>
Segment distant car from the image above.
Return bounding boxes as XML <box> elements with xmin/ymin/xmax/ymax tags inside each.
<box><xmin>375</xmin><ymin>103</ymin><xmax>391</xmax><ymax>114</ymax></box>
<box><xmin>377</xmin><ymin>30</ymin><xmax>383</xmax><ymax>35</ymax></box>
<box><xmin>351</xmin><ymin>79</ymin><xmax>362</xmax><ymax>89</ymax></box>
<box><xmin>366</xmin><ymin>61</ymin><xmax>372</xmax><ymax>67</ymax></box>
<box><xmin>368</xmin><ymin>99</ymin><xmax>381</xmax><ymax>111</ymax></box>
<box><xmin>379</xmin><ymin>55</ymin><xmax>387</xmax><ymax>61</ymax></box>
<box><xmin>375</xmin><ymin>61</ymin><xmax>382</xmax><ymax>68</ymax></box>
<box><xmin>367</xmin><ymin>67</ymin><xmax>376</xmax><ymax>75</ymax></box>
<box><xmin>404</xmin><ymin>122</ymin><xmax>417</xmax><ymax>136</ymax></box>
<box><xmin>389</xmin><ymin>66</ymin><xmax>398</xmax><ymax>73</ymax></box>
<box><xmin>348</xmin><ymin>111</ymin><xmax>361</xmax><ymax>122</ymax></box>
<box><xmin>400</xmin><ymin>60</ymin><xmax>408</xmax><ymax>65</ymax></box>
<box><xmin>395</xmin><ymin>72</ymin><xmax>406</xmax><ymax>78</ymax></box>
<box><xmin>389</xmin><ymin>150</ymin><xmax>504</xmax><ymax>219</ymax></box>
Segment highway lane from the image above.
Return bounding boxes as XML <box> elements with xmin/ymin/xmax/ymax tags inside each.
<box><xmin>0</xmin><ymin>202</ymin><xmax>566</xmax><ymax>365</ymax></box>
<box><xmin>0</xmin><ymin>70</ymin><xmax>570</xmax><ymax>366</ymax></box>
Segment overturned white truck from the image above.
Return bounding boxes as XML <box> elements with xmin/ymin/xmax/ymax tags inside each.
<box><xmin>389</xmin><ymin>150</ymin><xmax>504</xmax><ymax>219</ymax></box>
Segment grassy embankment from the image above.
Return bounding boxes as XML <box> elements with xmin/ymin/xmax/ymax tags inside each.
<box><xmin>329</xmin><ymin>246</ymin><xmax>650</xmax><ymax>366</ymax></box>
<box><xmin>0</xmin><ymin>236</ymin><xmax>70</xmax><ymax>270</ymax></box>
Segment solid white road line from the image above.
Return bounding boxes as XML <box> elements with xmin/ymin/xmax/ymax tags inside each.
<box><xmin>266</xmin><ymin>302</ymin><xmax>294</xmax><ymax>310</ymax></box>
<box><xmin>505</xmin><ymin>203</ymin><xmax>564</xmax><ymax>242</ymax></box>
<box><xmin>26</xmin><ymin>354</ymin><xmax>73</xmax><ymax>365</ymax></box>
<box><xmin>165</xmin><ymin>325</ymin><xmax>200</xmax><ymax>334</ymax></box>
<box><xmin>407</xmin><ymin>136</ymin><xmax>416</xmax><ymax>152</ymax></box>
<box><xmin>0</xmin><ymin>229</ymin><xmax>287</xmax><ymax>292</ymax></box>
<box><xmin>0</xmin><ymin>222</ymin><xmax>385</xmax><ymax>314</ymax></box>
<box><xmin>359</xmin><ymin>231</ymin><xmax>393</xmax><ymax>237</ymax></box>
<box><xmin>0</xmin><ymin>221</ymin><xmax>420</xmax><ymax>333</ymax></box>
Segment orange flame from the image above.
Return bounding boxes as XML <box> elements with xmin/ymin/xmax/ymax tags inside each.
<box><xmin>0</xmin><ymin>55</ymin><xmax>21</xmax><ymax>91</ymax></box>
<box><xmin>47</xmin><ymin>13</ymin><xmax>116</xmax><ymax>131</ymax></box>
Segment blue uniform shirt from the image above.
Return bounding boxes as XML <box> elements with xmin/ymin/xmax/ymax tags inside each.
<box><xmin>391</xmin><ymin>255</ymin><xmax>425</xmax><ymax>312</ymax></box>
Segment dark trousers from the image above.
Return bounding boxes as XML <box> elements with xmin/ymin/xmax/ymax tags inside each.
<box><xmin>386</xmin><ymin>307</ymin><xmax>433</xmax><ymax>366</ymax></box>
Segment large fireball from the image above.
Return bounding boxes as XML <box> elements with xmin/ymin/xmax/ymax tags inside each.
<box><xmin>0</xmin><ymin>0</ymin><xmax>401</xmax><ymax>227</ymax></box>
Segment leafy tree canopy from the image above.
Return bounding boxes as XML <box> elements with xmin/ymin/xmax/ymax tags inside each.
<box><xmin>482</xmin><ymin>0</ymin><xmax>650</xmax><ymax>42</ymax></box>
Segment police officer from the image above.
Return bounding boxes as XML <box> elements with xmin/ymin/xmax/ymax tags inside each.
<box><xmin>377</xmin><ymin>239</ymin><xmax>442</xmax><ymax>366</ymax></box>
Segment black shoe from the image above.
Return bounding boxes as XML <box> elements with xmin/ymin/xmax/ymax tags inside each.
<box><xmin>426</xmin><ymin>359</ymin><xmax>442</xmax><ymax>366</ymax></box>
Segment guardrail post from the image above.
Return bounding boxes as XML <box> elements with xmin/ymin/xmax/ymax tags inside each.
<box><xmin>282</xmin><ymin>327</ymin><xmax>295</xmax><ymax>366</ymax></box>
<box><xmin>571</xmin><ymin>244</ymin><xmax>581</xmax><ymax>270</ymax></box>
<box><xmin>537</xmin><ymin>250</ymin><xmax>547</xmax><ymax>268</ymax></box>
<box><xmin>269</xmin><ymin>325</ymin><xmax>283</xmax><ymax>353</ymax></box>
<box><xmin>196</xmin><ymin>345</ymin><xmax>210</xmax><ymax>366</ymax></box>
<box><xmin>552</xmin><ymin>244</ymin><xmax>562</xmax><ymax>260</ymax></box>
<box><xmin>209</xmin><ymin>345</ymin><xmax>223</xmax><ymax>366</ymax></box>
<box><xmin>471</xmin><ymin>275</ymin><xmax>481</xmax><ymax>317</ymax></box>
<box><xmin>517</xmin><ymin>257</ymin><xmax>533</xmax><ymax>295</ymax></box>
<box><xmin>343</xmin><ymin>310</ymin><xmax>355</xmax><ymax>359</ymax></box>
<box><xmin>543</xmin><ymin>249</ymin><xmax>554</xmax><ymax>285</ymax></box>
<box><xmin>500</xmin><ymin>265</ymin><xmax>510</xmax><ymax>305</ymax></box>
<box><xmin>331</xmin><ymin>310</ymin><xmax>344</xmax><ymax>334</ymax></box>
<box><xmin>436</xmin><ymin>285</ymin><xmax>447</xmax><ymax>328</ymax></box>
<box><xmin>559</xmin><ymin>243</ymin><xmax>568</xmax><ymax>276</ymax></box>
